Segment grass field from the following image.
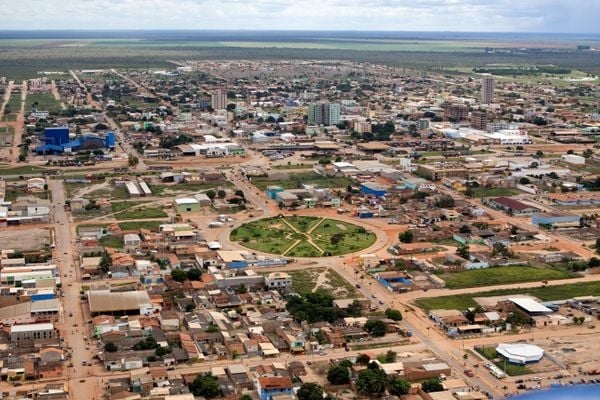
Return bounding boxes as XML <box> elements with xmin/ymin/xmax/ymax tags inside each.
<box><xmin>118</xmin><ymin>220</ymin><xmax>163</xmax><ymax>231</ymax></box>
<box><xmin>476</xmin><ymin>347</ymin><xmax>533</xmax><ymax>376</ymax></box>
<box><xmin>99</xmin><ymin>235</ymin><xmax>124</xmax><ymax>249</ymax></box>
<box><xmin>26</xmin><ymin>92</ymin><xmax>62</xmax><ymax>113</ymax></box>
<box><xmin>250</xmin><ymin>171</ymin><xmax>354</xmax><ymax>191</ymax></box>
<box><xmin>113</xmin><ymin>206</ymin><xmax>167</xmax><ymax>220</ymax></box>
<box><xmin>3</xmin><ymin>188</ymin><xmax>49</xmax><ymax>202</ymax></box>
<box><xmin>439</xmin><ymin>266</ymin><xmax>577</xmax><ymax>289</ymax></box>
<box><xmin>277</xmin><ymin>267</ymin><xmax>359</xmax><ymax>298</ymax></box>
<box><xmin>414</xmin><ymin>281</ymin><xmax>600</xmax><ymax>311</ymax></box>
<box><xmin>470</xmin><ymin>187</ymin><xmax>520</xmax><ymax>198</ymax></box>
<box><xmin>285</xmin><ymin>268</ymin><xmax>325</xmax><ymax>294</ymax></box>
<box><xmin>231</xmin><ymin>216</ymin><xmax>375</xmax><ymax>256</ymax></box>
<box><xmin>0</xmin><ymin>165</ymin><xmax>45</xmax><ymax>175</ymax></box>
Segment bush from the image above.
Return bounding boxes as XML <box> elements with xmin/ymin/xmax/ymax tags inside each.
<box><xmin>385</xmin><ymin>308</ymin><xmax>403</xmax><ymax>321</ymax></box>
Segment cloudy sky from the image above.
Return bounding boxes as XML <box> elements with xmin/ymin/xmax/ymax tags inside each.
<box><xmin>0</xmin><ymin>0</ymin><xmax>597</xmax><ymax>32</ymax></box>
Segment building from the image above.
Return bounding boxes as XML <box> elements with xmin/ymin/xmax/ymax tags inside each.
<box><xmin>35</xmin><ymin>127</ymin><xmax>115</xmax><ymax>154</ymax></box>
<box><xmin>531</xmin><ymin>212</ymin><xmax>581</xmax><ymax>228</ymax></box>
<box><xmin>496</xmin><ymin>343</ymin><xmax>544</xmax><ymax>364</ymax></box>
<box><xmin>360</xmin><ymin>182</ymin><xmax>388</xmax><ymax>197</ymax></box>
<box><xmin>264</xmin><ymin>272</ymin><xmax>292</xmax><ymax>290</ymax></box>
<box><xmin>255</xmin><ymin>376</ymin><xmax>294</xmax><ymax>400</ymax></box>
<box><xmin>174</xmin><ymin>198</ymin><xmax>200</xmax><ymax>213</ymax></box>
<box><xmin>471</xmin><ymin>111</ymin><xmax>489</xmax><ymax>130</ymax></box>
<box><xmin>481</xmin><ymin>75</ymin><xmax>495</xmax><ymax>104</ymax></box>
<box><xmin>87</xmin><ymin>290</ymin><xmax>155</xmax><ymax>315</ymax></box>
<box><xmin>416</xmin><ymin>163</ymin><xmax>469</xmax><ymax>181</ymax></box>
<box><xmin>443</xmin><ymin>103</ymin><xmax>468</xmax><ymax>121</ymax></box>
<box><xmin>484</xmin><ymin>197</ymin><xmax>538</xmax><ymax>216</ymax></box>
<box><xmin>307</xmin><ymin>102</ymin><xmax>341</xmax><ymax>126</ymax></box>
<box><xmin>211</xmin><ymin>89</ymin><xmax>227</xmax><ymax>110</ymax></box>
<box><xmin>9</xmin><ymin>323</ymin><xmax>55</xmax><ymax>342</ymax></box>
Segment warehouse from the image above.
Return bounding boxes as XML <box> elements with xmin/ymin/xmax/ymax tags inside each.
<box><xmin>9</xmin><ymin>323</ymin><xmax>55</xmax><ymax>342</ymax></box>
<box><xmin>174</xmin><ymin>198</ymin><xmax>200</xmax><ymax>213</ymax></box>
<box><xmin>531</xmin><ymin>212</ymin><xmax>581</xmax><ymax>228</ymax></box>
<box><xmin>87</xmin><ymin>290</ymin><xmax>156</xmax><ymax>315</ymax></box>
<box><xmin>496</xmin><ymin>343</ymin><xmax>544</xmax><ymax>364</ymax></box>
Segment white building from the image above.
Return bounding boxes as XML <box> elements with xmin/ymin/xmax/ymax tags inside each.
<box><xmin>264</xmin><ymin>272</ymin><xmax>292</xmax><ymax>290</ymax></box>
<box><xmin>496</xmin><ymin>343</ymin><xmax>544</xmax><ymax>364</ymax></box>
<box><xmin>10</xmin><ymin>323</ymin><xmax>55</xmax><ymax>341</ymax></box>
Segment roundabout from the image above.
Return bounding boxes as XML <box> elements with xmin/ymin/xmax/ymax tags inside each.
<box><xmin>230</xmin><ymin>215</ymin><xmax>377</xmax><ymax>257</ymax></box>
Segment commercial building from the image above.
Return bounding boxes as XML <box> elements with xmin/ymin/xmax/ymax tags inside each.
<box><xmin>481</xmin><ymin>75</ymin><xmax>495</xmax><ymax>104</ymax></box>
<box><xmin>211</xmin><ymin>89</ymin><xmax>227</xmax><ymax>110</ymax></box>
<box><xmin>531</xmin><ymin>212</ymin><xmax>581</xmax><ymax>228</ymax></box>
<box><xmin>87</xmin><ymin>290</ymin><xmax>155</xmax><ymax>315</ymax></box>
<box><xmin>416</xmin><ymin>163</ymin><xmax>470</xmax><ymax>181</ymax></box>
<box><xmin>484</xmin><ymin>197</ymin><xmax>538</xmax><ymax>216</ymax></box>
<box><xmin>443</xmin><ymin>103</ymin><xmax>468</xmax><ymax>121</ymax></box>
<box><xmin>360</xmin><ymin>182</ymin><xmax>388</xmax><ymax>197</ymax></box>
<box><xmin>174</xmin><ymin>198</ymin><xmax>201</xmax><ymax>213</ymax></box>
<box><xmin>35</xmin><ymin>127</ymin><xmax>116</xmax><ymax>154</ymax></box>
<box><xmin>496</xmin><ymin>343</ymin><xmax>544</xmax><ymax>365</ymax></box>
<box><xmin>307</xmin><ymin>102</ymin><xmax>341</xmax><ymax>126</ymax></box>
<box><xmin>255</xmin><ymin>376</ymin><xmax>294</xmax><ymax>400</ymax></box>
<box><xmin>9</xmin><ymin>323</ymin><xmax>55</xmax><ymax>342</ymax></box>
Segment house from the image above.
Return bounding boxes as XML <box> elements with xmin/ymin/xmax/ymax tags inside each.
<box><xmin>264</xmin><ymin>272</ymin><xmax>292</xmax><ymax>290</ymax></box>
<box><xmin>158</xmin><ymin>310</ymin><xmax>180</xmax><ymax>331</ymax></box>
<box><xmin>124</xmin><ymin>233</ymin><xmax>141</xmax><ymax>250</ymax></box>
<box><xmin>255</xmin><ymin>376</ymin><xmax>294</xmax><ymax>400</ymax></box>
<box><xmin>27</xmin><ymin>177</ymin><xmax>46</xmax><ymax>191</ymax></box>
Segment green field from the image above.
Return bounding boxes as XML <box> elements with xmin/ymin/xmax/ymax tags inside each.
<box><xmin>476</xmin><ymin>347</ymin><xmax>533</xmax><ymax>376</ymax></box>
<box><xmin>439</xmin><ymin>266</ymin><xmax>577</xmax><ymax>289</ymax></box>
<box><xmin>26</xmin><ymin>92</ymin><xmax>62</xmax><ymax>113</ymax></box>
<box><xmin>231</xmin><ymin>216</ymin><xmax>376</xmax><ymax>256</ymax></box>
<box><xmin>118</xmin><ymin>220</ymin><xmax>163</xmax><ymax>231</ymax></box>
<box><xmin>113</xmin><ymin>206</ymin><xmax>167</xmax><ymax>220</ymax></box>
<box><xmin>0</xmin><ymin>165</ymin><xmax>45</xmax><ymax>175</ymax></box>
<box><xmin>415</xmin><ymin>281</ymin><xmax>600</xmax><ymax>311</ymax></box>
<box><xmin>99</xmin><ymin>235</ymin><xmax>124</xmax><ymax>249</ymax></box>
<box><xmin>250</xmin><ymin>172</ymin><xmax>354</xmax><ymax>191</ymax></box>
<box><xmin>470</xmin><ymin>187</ymin><xmax>520</xmax><ymax>198</ymax></box>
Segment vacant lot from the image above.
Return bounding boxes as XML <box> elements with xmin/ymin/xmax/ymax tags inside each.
<box><xmin>26</xmin><ymin>92</ymin><xmax>62</xmax><ymax>113</ymax></box>
<box><xmin>471</xmin><ymin>187</ymin><xmax>520</xmax><ymax>198</ymax></box>
<box><xmin>250</xmin><ymin>172</ymin><xmax>354</xmax><ymax>191</ymax></box>
<box><xmin>439</xmin><ymin>266</ymin><xmax>576</xmax><ymax>289</ymax></box>
<box><xmin>415</xmin><ymin>281</ymin><xmax>600</xmax><ymax>311</ymax></box>
<box><xmin>113</xmin><ymin>205</ymin><xmax>167</xmax><ymax>220</ymax></box>
<box><xmin>0</xmin><ymin>228</ymin><xmax>50</xmax><ymax>251</ymax></box>
<box><xmin>118</xmin><ymin>220</ymin><xmax>163</xmax><ymax>231</ymax></box>
<box><xmin>278</xmin><ymin>267</ymin><xmax>359</xmax><ymax>298</ymax></box>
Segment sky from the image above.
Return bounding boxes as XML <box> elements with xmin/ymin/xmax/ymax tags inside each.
<box><xmin>0</xmin><ymin>0</ymin><xmax>598</xmax><ymax>33</ymax></box>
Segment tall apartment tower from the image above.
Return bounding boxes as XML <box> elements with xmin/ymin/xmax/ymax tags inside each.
<box><xmin>307</xmin><ymin>102</ymin><xmax>341</xmax><ymax>126</ymax></box>
<box><xmin>481</xmin><ymin>75</ymin><xmax>495</xmax><ymax>104</ymax></box>
<box><xmin>211</xmin><ymin>89</ymin><xmax>227</xmax><ymax>110</ymax></box>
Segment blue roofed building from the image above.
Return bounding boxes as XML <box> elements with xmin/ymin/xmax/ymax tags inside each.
<box><xmin>532</xmin><ymin>212</ymin><xmax>580</xmax><ymax>228</ymax></box>
<box><xmin>360</xmin><ymin>182</ymin><xmax>387</xmax><ymax>198</ymax></box>
<box><xmin>36</xmin><ymin>128</ymin><xmax>116</xmax><ymax>154</ymax></box>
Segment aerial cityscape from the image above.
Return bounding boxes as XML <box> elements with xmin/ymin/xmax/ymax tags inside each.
<box><xmin>0</xmin><ymin>2</ymin><xmax>599</xmax><ymax>400</ymax></box>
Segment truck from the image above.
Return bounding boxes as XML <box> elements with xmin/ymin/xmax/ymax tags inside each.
<box><xmin>398</xmin><ymin>328</ymin><xmax>413</xmax><ymax>337</ymax></box>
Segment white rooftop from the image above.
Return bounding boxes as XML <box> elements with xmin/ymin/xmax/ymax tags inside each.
<box><xmin>10</xmin><ymin>323</ymin><xmax>54</xmax><ymax>333</ymax></box>
<box><xmin>510</xmin><ymin>297</ymin><xmax>553</xmax><ymax>314</ymax></box>
<box><xmin>496</xmin><ymin>343</ymin><xmax>544</xmax><ymax>364</ymax></box>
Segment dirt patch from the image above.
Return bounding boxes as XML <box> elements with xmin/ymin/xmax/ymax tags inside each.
<box><xmin>0</xmin><ymin>227</ymin><xmax>51</xmax><ymax>251</ymax></box>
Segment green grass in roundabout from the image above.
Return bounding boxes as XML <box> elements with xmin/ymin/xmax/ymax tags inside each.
<box><xmin>230</xmin><ymin>216</ymin><xmax>377</xmax><ymax>257</ymax></box>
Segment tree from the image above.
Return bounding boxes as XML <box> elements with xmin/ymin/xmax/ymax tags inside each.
<box><xmin>383</xmin><ymin>350</ymin><xmax>397</xmax><ymax>363</ymax></box>
<box><xmin>457</xmin><ymin>244</ymin><xmax>470</xmax><ymax>260</ymax></box>
<box><xmin>398</xmin><ymin>230</ymin><xmax>414</xmax><ymax>243</ymax></box>
<box><xmin>186</xmin><ymin>268</ymin><xmax>202</xmax><ymax>281</ymax></box>
<box><xmin>388</xmin><ymin>376</ymin><xmax>411</xmax><ymax>395</ymax></box>
<box><xmin>297</xmin><ymin>383</ymin><xmax>324</xmax><ymax>400</ymax></box>
<box><xmin>217</xmin><ymin>190</ymin><xmax>226</xmax><ymax>199</ymax></box>
<box><xmin>458</xmin><ymin>224</ymin><xmax>471</xmax><ymax>234</ymax></box>
<box><xmin>128</xmin><ymin>153</ymin><xmax>139</xmax><ymax>167</ymax></box>
<box><xmin>171</xmin><ymin>268</ymin><xmax>187</xmax><ymax>282</ymax></box>
<box><xmin>364</xmin><ymin>320</ymin><xmax>387</xmax><ymax>337</ymax></box>
<box><xmin>385</xmin><ymin>308</ymin><xmax>403</xmax><ymax>321</ymax></box>
<box><xmin>435</xmin><ymin>196</ymin><xmax>455</xmax><ymax>208</ymax></box>
<box><xmin>356</xmin><ymin>367</ymin><xmax>387</xmax><ymax>395</ymax></box>
<box><xmin>206</xmin><ymin>190</ymin><xmax>216</xmax><ymax>200</ymax></box>
<box><xmin>155</xmin><ymin>346</ymin><xmax>170</xmax><ymax>357</ymax></box>
<box><xmin>327</xmin><ymin>365</ymin><xmax>351</xmax><ymax>385</ymax></box>
<box><xmin>189</xmin><ymin>373</ymin><xmax>221</xmax><ymax>398</ymax></box>
<box><xmin>519</xmin><ymin>177</ymin><xmax>530</xmax><ymax>185</ymax></box>
<box><xmin>596</xmin><ymin>238</ymin><xmax>600</xmax><ymax>255</ymax></box>
<box><xmin>104</xmin><ymin>342</ymin><xmax>118</xmax><ymax>353</ymax></box>
<box><xmin>422</xmin><ymin>378</ymin><xmax>444</xmax><ymax>393</ymax></box>
<box><xmin>535</xmin><ymin>150</ymin><xmax>544</xmax><ymax>158</ymax></box>
<box><xmin>99</xmin><ymin>252</ymin><xmax>112</xmax><ymax>272</ymax></box>
<box><xmin>239</xmin><ymin>395</ymin><xmax>253</xmax><ymax>400</ymax></box>
<box><xmin>589</xmin><ymin>257</ymin><xmax>600</xmax><ymax>268</ymax></box>
<box><xmin>356</xmin><ymin>353</ymin><xmax>371</xmax><ymax>365</ymax></box>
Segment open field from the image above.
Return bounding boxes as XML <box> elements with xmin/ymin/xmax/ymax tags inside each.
<box><xmin>1</xmin><ymin>32</ymin><xmax>600</xmax><ymax>79</ymax></box>
<box><xmin>250</xmin><ymin>172</ymin><xmax>353</xmax><ymax>191</ymax></box>
<box><xmin>414</xmin><ymin>281</ymin><xmax>600</xmax><ymax>311</ymax></box>
<box><xmin>231</xmin><ymin>216</ymin><xmax>375</xmax><ymax>256</ymax></box>
<box><xmin>470</xmin><ymin>187</ymin><xmax>520</xmax><ymax>198</ymax></box>
<box><xmin>276</xmin><ymin>267</ymin><xmax>359</xmax><ymax>298</ymax></box>
<box><xmin>118</xmin><ymin>220</ymin><xmax>163</xmax><ymax>231</ymax></box>
<box><xmin>26</xmin><ymin>92</ymin><xmax>63</xmax><ymax>113</ymax></box>
<box><xmin>439</xmin><ymin>266</ymin><xmax>577</xmax><ymax>289</ymax></box>
<box><xmin>113</xmin><ymin>205</ymin><xmax>167</xmax><ymax>220</ymax></box>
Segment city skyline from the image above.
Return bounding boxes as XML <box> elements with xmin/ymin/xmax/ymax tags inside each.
<box><xmin>0</xmin><ymin>0</ymin><xmax>598</xmax><ymax>33</ymax></box>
